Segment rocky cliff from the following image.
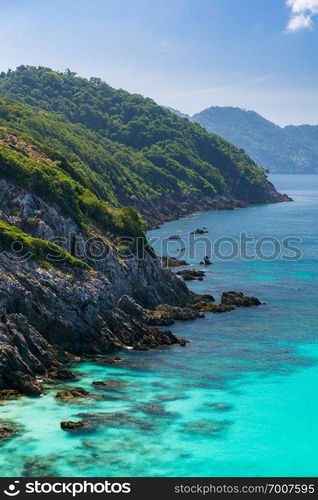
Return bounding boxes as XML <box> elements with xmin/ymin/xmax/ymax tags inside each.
<box><xmin>0</xmin><ymin>179</ymin><xmax>193</xmax><ymax>396</ymax></box>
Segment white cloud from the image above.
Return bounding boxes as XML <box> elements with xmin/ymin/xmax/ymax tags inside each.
<box><xmin>286</xmin><ymin>0</ymin><xmax>318</xmax><ymax>32</ymax></box>
<box><xmin>286</xmin><ymin>12</ymin><xmax>313</xmax><ymax>30</ymax></box>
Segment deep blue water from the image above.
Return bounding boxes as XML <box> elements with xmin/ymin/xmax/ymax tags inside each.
<box><xmin>0</xmin><ymin>174</ymin><xmax>317</xmax><ymax>477</ymax></box>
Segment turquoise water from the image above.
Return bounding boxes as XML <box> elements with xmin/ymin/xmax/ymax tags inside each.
<box><xmin>1</xmin><ymin>174</ymin><xmax>318</xmax><ymax>477</ymax></box>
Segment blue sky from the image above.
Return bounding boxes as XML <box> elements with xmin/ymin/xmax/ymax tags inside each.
<box><xmin>0</xmin><ymin>0</ymin><xmax>318</xmax><ymax>125</ymax></box>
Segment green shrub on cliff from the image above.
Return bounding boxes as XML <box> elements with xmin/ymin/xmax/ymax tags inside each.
<box><xmin>0</xmin><ymin>145</ymin><xmax>145</xmax><ymax>238</ymax></box>
<box><xmin>0</xmin><ymin>220</ymin><xmax>89</xmax><ymax>269</ymax></box>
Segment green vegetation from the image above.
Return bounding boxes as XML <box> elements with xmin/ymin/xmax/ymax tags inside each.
<box><xmin>0</xmin><ymin>66</ymin><xmax>270</xmax><ymax>203</ymax></box>
<box><xmin>192</xmin><ymin>106</ymin><xmax>318</xmax><ymax>174</ymax></box>
<box><xmin>0</xmin><ymin>67</ymin><xmax>279</xmax><ymax>267</ymax></box>
<box><xmin>0</xmin><ymin>144</ymin><xmax>145</xmax><ymax>237</ymax></box>
<box><xmin>0</xmin><ymin>220</ymin><xmax>89</xmax><ymax>269</ymax></box>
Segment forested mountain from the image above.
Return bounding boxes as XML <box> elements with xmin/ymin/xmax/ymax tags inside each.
<box><xmin>0</xmin><ymin>66</ymin><xmax>286</xmax><ymax>230</ymax></box>
<box><xmin>192</xmin><ymin>106</ymin><xmax>318</xmax><ymax>174</ymax></box>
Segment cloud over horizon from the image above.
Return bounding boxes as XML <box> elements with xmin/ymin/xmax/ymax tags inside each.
<box><xmin>286</xmin><ymin>0</ymin><xmax>318</xmax><ymax>32</ymax></box>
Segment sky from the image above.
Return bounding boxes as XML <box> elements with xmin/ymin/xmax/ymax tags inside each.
<box><xmin>0</xmin><ymin>0</ymin><xmax>318</xmax><ymax>126</ymax></box>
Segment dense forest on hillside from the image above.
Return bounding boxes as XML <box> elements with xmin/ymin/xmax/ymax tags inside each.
<box><xmin>192</xmin><ymin>106</ymin><xmax>318</xmax><ymax>174</ymax></box>
<box><xmin>0</xmin><ymin>67</ymin><xmax>286</xmax><ymax>239</ymax></box>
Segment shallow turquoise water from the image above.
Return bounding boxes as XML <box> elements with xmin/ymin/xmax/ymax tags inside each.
<box><xmin>1</xmin><ymin>174</ymin><xmax>318</xmax><ymax>477</ymax></box>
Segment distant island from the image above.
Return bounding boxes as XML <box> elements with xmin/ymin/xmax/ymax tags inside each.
<box><xmin>169</xmin><ymin>106</ymin><xmax>318</xmax><ymax>174</ymax></box>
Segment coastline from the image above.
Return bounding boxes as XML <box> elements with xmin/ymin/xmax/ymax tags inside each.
<box><xmin>1</xmin><ymin>174</ymin><xmax>316</xmax><ymax>477</ymax></box>
<box><xmin>0</xmin><ymin>175</ymin><xmax>291</xmax><ymax>399</ymax></box>
<box><xmin>133</xmin><ymin>187</ymin><xmax>292</xmax><ymax>229</ymax></box>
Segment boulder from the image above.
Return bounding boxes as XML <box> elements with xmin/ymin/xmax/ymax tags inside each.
<box><xmin>116</xmin><ymin>295</ymin><xmax>144</xmax><ymax>319</ymax></box>
<box><xmin>60</xmin><ymin>421</ymin><xmax>91</xmax><ymax>432</ymax></box>
<box><xmin>140</xmin><ymin>403</ymin><xmax>176</xmax><ymax>417</ymax></box>
<box><xmin>145</xmin><ymin>304</ymin><xmax>201</xmax><ymax>326</ymax></box>
<box><xmin>221</xmin><ymin>291</ymin><xmax>262</xmax><ymax>307</ymax></box>
<box><xmin>48</xmin><ymin>369</ymin><xmax>77</xmax><ymax>381</ymax></box>
<box><xmin>77</xmin><ymin>411</ymin><xmax>155</xmax><ymax>432</ymax></box>
<box><xmin>0</xmin><ymin>427</ymin><xmax>17</xmax><ymax>439</ymax></box>
<box><xmin>190</xmin><ymin>228</ymin><xmax>209</xmax><ymax>234</ymax></box>
<box><xmin>176</xmin><ymin>270</ymin><xmax>205</xmax><ymax>281</ymax></box>
<box><xmin>194</xmin><ymin>303</ymin><xmax>235</xmax><ymax>313</ymax></box>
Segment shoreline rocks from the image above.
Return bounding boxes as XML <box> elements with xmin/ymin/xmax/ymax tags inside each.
<box><xmin>140</xmin><ymin>191</ymin><xmax>290</xmax><ymax>229</ymax></box>
<box><xmin>0</xmin><ymin>427</ymin><xmax>17</xmax><ymax>440</ymax></box>
<box><xmin>0</xmin><ymin>389</ymin><xmax>21</xmax><ymax>401</ymax></box>
<box><xmin>55</xmin><ymin>387</ymin><xmax>90</xmax><ymax>401</ymax></box>
<box><xmin>221</xmin><ymin>291</ymin><xmax>262</xmax><ymax>307</ymax></box>
<box><xmin>160</xmin><ymin>256</ymin><xmax>189</xmax><ymax>268</ymax></box>
<box><xmin>140</xmin><ymin>403</ymin><xmax>176</xmax><ymax>418</ymax></box>
<box><xmin>60</xmin><ymin>421</ymin><xmax>91</xmax><ymax>432</ymax></box>
<box><xmin>117</xmin><ymin>295</ymin><xmax>202</xmax><ymax>327</ymax></box>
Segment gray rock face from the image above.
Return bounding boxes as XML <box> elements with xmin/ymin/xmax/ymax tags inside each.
<box><xmin>0</xmin><ymin>180</ymin><xmax>193</xmax><ymax>394</ymax></box>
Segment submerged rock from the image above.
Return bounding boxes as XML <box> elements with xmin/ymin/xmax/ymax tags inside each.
<box><xmin>55</xmin><ymin>387</ymin><xmax>90</xmax><ymax>401</ymax></box>
<box><xmin>145</xmin><ymin>304</ymin><xmax>202</xmax><ymax>326</ymax></box>
<box><xmin>167</xmin><ymin>235</ymin><xmax>181</xmax><ymax>240</ymax></box>
<box><xmin>77</xmin><ymin>411</ymin><xmax>155</xmax><ymax>432</ymax></box>
<box><xmin>117</xmin><ymin>295</ymin><xmax>200</xmax><ymax>328</ymax></box>
<box><xmin>140</xmin><ymin>403</ymin><xmax>177</xmax><ymax>418</ymax></box>
<box><xmin>183</xmin><ymin>419</ymin><xmax>232</xmax><ymax>436</ymax></box>
<box><xmin>221</xmin><ymin>291</ymin><xmax>262</xmax><ymax>307</ymax></box>
<box><xmin>208</xmin><ymin>403</ymin><xmax>233</xmax><ymax>412</ymax></box>
<box><xmin>156</xmin><ymin>393</ymin><xmax>187</xmax><ymax>402</ymax></box>
<box><xmin>91</xmin><ymin>379</ymin><xmax>129</xmax><ymax>391</ymax></box>
<box><xmin>0</xmin><ymin>389</ymin><xmax>21</xmax><ymax>401</ymax></box>
<box><xmin>22</xmin><ymin>456</ymin><xmax>60</xmax><ymax>477</ymax></box>
<box><xmin>60</xmin><ymin>421</ymin><xmax>92</xmax><ymax>432</ymax></box>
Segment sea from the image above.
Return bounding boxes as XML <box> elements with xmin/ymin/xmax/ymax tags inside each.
<box><xmin>0</xmin><ymin>174</ymin><xmax>317</xmax><ymax>477</ymax></box>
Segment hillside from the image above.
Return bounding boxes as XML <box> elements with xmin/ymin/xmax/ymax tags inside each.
<box><xmin>0</xmin><ymin>66</ymin><xmax>288</xmax><ymax>229</ymax></box>
<box><xmin>192</xmin><ymin>106</ymin><xmax>318</xmax><ymax>174</ymax></box>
